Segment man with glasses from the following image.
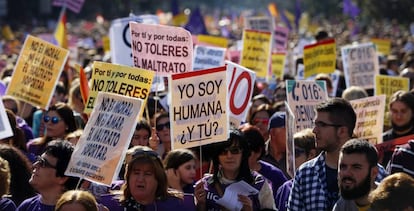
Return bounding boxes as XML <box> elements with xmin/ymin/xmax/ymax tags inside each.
<box><xmin>17</xmin><ymin>140</ymin><xmax>79</xmax><ymax>211</ymax></box>
<box><xmin>287</xmin><ymin>98</ymin><xmax>356</xmax><ymax>211</ymax></box>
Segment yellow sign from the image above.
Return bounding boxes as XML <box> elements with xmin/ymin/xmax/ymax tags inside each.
<box><xmin>84</xmin><ymin>61</ymin><xmax>155</xmax><ymax>118</ymax></box>
<box><xmin>240</xmin><ymin>30</ymin><xmax>272</xmax><ymax>79</ymax></box>
<box><xmin>371</xmin><ymin>38</ymin><xmax>391</xmax><ymax>56</ymax></box>
<box><xmin>271</xmin><ymin>52</ymin><xmax>286</xmax><ymax>80</ymax></box>
<box><xmin>197</xmin><ymin>35</ymin><xmax>229</xmax><ymax>48</ymax></box>
<box><xmin>375</xmin><ymin>75</ymin><xmax>409</xmax><ymax>127</ymax></box>
<box><xmin>102</xmin><ymin>36</ymin><xmax>110</xmax><ymax>53</ymax></box>
<box><xmin>6</xmin><ymin>35</ymin><xmax>69</xmax><ymax>110</ymax></box>
<box><xmin>303</xmin><ymin>38</ymin><xmax>336</xmax><ymax>78</ymax></box>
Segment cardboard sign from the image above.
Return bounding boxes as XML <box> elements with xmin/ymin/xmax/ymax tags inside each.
<box><xmin>109</xmin><ymin>15</ymin><xmax>159</xmax><ymax>67</ymax></box>
<box><xmin>303</xmin><ymin>39</ymin><xmax>336</xmax><ymax>78</ymax></box>
<box><xmin>350</xmin><ymin>95</ymin><xmax>386</xmax><ymax>145</ymax></box>
<box><xmin>193</xmin><ymin>45</ymin><xmax>226</xmax><ymax>71</ymax></box>
<box><xmin>273</xmin><ymin>26</ymin><xmax>289</xmax><ymax>51</ymax></box>
<box><xmin>0</xmin><ymin>100</ymin><xmax>13</xmax><ymax>140</ymax></box>
<box><xmin>244</xmin><ymin>16</ymin><xmax>274</xmax><ymax>32</ymax></box>
<box><xmin>240</xmin><ymin>30</ymin><xmax>272</xmax><ymax>79</ymax></box>
<box><xmin>6</xmin><ymin>35</ymin><xmax>69</xmax><ymax>109</ymax></box>
<box><xmin>286</xmin><ymin>80</ymin><xmax>328</xmax><ymax>133</ymax></box>
<box><xmin>226</xmin><ymin>61</ymin><xmax>256</xmax><ymax>127</ymax></box>
<box><xmin>169</xmin><ymin>66</ymin><xmax>228</xmax><ymax>149</ymax></box>
<box><xmin>130</xmin><ymin>22</ymin><xmax>193</xmax><ymax>76</ymax></box>
<box><xmin>197</xmin><ymin>35</ymin><xmax>228</xmax><ymax>48</ymax></box>
<box><xmin>375</xmin><ymin>75</ymin><xmax>409</xmax><ymax>127</ymax></box>
<box><xmin>341</xmin><ymin>42</ymin><xmax>379</xmax><ymax>89</ymax></box>
<box><xmin>371</xmin><ymin>38</ymin><xmax>391</xmax><ymax>56</ymax></box>
<box><xmin>65</xmin><ymin>92</ymin><xmax>142</xmax><ymax>186</ymax></box>
<box><xmin>271</xmin><ymin>52</ymin><xmax>286</xmax><ymax>80</ymax></box>
<box><xmin>84</xmin><ymin>61</ymin><xmax>154</xmax><ymax>117</ymax></box>
<box><xmin>285</xmin><ymin>103</ymin><xmax>295</xmax><ymax>178</ymax></box>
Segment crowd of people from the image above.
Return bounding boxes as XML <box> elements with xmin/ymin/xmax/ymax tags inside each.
<box><xmin>1</xmin><ymin>5</ymin><xmax>414</xmax><ymax>211</ymax></box>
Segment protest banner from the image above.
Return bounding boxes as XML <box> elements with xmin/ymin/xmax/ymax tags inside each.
<box><xmin>350</xmin><ymin>95</ymin><xmax>386</xmax><ymax>145</ymax></box>
<box><xmin>84</xmin><ymin>61</ymin><xmax>154</xmax><ymax>117</ymax></box>
<box><xmin>271</xmin><ymin>52</ymin><xmax>286</xmax><ymax>80</ymax></box>
<box><xmin>286</xmin><ymin>80</ymin><xmax>328</xmax><ymax>133</ymax></box>
<box><xmin>371</xmin><ymin>38</ymin><xmax>391</xmax><ymax>56</ymax></box>
<box><xmin>341</xmin><ymin>42</ymin><xmax>379</xmax><ymax>89</ymax></box>
<box><xmin>376</xmin><ymin>134</ymin><xmax>414</xmax><ymax>165</ymax></box>
<box><xmin>0</xmin><ymin>100</ymin><xmax>13</xmax><ymax>140</ymax></box>
<box><xmin>375</xmin><ymin>75</ymin><xmax>409</xmax><ymax>127</ymax></box>
<box><xmin>169</xmin><ymin>66</ymin><xmax>228</xmax><ymax>149</ymax></box>
<box><xmin>193</xmin><ymin>45</ymin><xmax>226</xmax><ymax>71</ymax></box>
<box><xmin>6</xmin><ymin>35</ymin><xmax>69</xmax><ymax>110</ymax></box>
<box><xmin>109</xmin><ymin>15</ymin><xmax>159</xmax><ymax>67</ymax></box>
<box><xmin>273</xmin><ymin>26</ymin><xmax>289</xmax><ymax>52</ymax></box>
<box><xmin>197</xmin><ymin>34</ymin><xmax>228</xmax><ymax>48</ymax></box>
<box><xmin>226</xmin><ymin>61</ymin><xmax>256</xmax><ymax>127</ymax></box>
<box><xmin>303</xmin><ymin>38</ymin><xmax>336</xmax><ymax>78</ymax></box>
<box><xmin>130</xmin><ymin>22</ymin><xmax>193</xmax><ymax>76</ymax></box>
<box><xmin>285</xmin><ymin>103</ymin><xmax>295</xmax><ymax>178</ymax></box>
<box><xmin>240</xmin><ymin>29</ymin><xmax>272</xmax><ymax>79</ymax></box>
<box><xmin>244</xmin><ymin>16</ymin><xmax>274</xmax><ymax>32</ymax></box>
<box><xmin>65</xmin><ymin>92</ymin><xmax>142</xmax><ymax>186</ymax></box>
<box><xmin>53</xmin><ymin>0</ymin><xmax>85</xmax><ymax>13</ymax></box>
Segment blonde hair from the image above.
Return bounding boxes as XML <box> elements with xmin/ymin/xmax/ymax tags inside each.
<box><xmin>55</xmin><ymin>190</ymin><xmax>98</xmax><ymax>211</ymax></box>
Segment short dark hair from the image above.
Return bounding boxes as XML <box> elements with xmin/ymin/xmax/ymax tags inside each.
<box><xmin>135</xmin><ymin>119</ymin><xmax>151</xmax><ymax>137</ymax></box>
<box><xmin>316</xmin><ymin>97</ymin><xmax>356</xmax><ymax>137</ymax></box>
<box><xmin>341</xmin><ymin>138</ymin><xmax>378</xmax><ymax>168</ymax></box>
<box><xmin>44</xmin><ymin>140</ymin><xmax>79</xmax><ymax>190</ymax></box>
<box><xmin>389</xmin><ymin>90</ymin><xmax>414</xmax><ymax>114</ymax></box>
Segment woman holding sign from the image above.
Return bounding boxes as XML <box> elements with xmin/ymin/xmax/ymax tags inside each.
<box><xmin>194</xmin><ymin>127</ymin><xmax>276</xmax><ymax>211</ymax></box>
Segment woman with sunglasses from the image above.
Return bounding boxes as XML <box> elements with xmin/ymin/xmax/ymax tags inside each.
<box><xmin>248</xmin><ymin>104</ymin><xmax>274</xmax><ymax>141</ymax></box>
<box><xmin>101</xmin><ymin>146</ymin><xmax>186</xmax><ymax>211</ymax></box>
<box><xmin>152</xmin><ymin>112</ymin><xmax>171</xmax><ymax>159</ymax></box>
<box><xmin>27</xmin><ymin>103</ymin><xmax>77</xmax><ymax>156</ymax></box>
<box><xmin>194</xmin><ymin>127</ymin><xmax>276</xmax><ymax>211</ymax></box>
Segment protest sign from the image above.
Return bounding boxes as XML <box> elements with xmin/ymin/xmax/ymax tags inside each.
<box><xmin>109</xmin><ymin>15</ymin><xmax>159</xmax><ymax>67</ymax></box>
<box><xmin>375</xmin><ymin>75</ymin><xmax>409</xmax><ymax>127</ymax></box>
<box><xmin>0</xmin><ymin>100</ymin><xmax>13</xmax><ymax>140</ymax></box>
<box><xmin>84</xmin><ymin>61</ymin><xmax>154</xmax><ymax>117</ymax></box>
<box><xmin>53</xmin><ymin>0</ymin><xmax>85</xmax><ymax>13</ymax></box>
<box><xmin>341</xmin><ymin>42</ymin><xmax>379</xmax><ymax>89</ymax></box>
<box><xmin>271</xmin><ymin>52</ymin><xmax>286</xmax><ymax>80</ymax></box>
<box><xmin>371</xmin><ymin>38</ymin><xmax>391</xmax><ymax>56</ymax></box>
<box><xmin>240</xmin><ymin>29</ymin><xmax>272</xmax><ymax>79</ymax></box>
<box><xmin>65</xmin><ymin>92</ymin><xmax>142</xmax><ymax>186</ymax></box>
<box><xmin>169</xmin><ymin>66</ymin><xmax>228</xmax><ymax>149</ymax></box>
<box><xmin>197</xmin><ymin>34</ymin><xmax>228</xmax><ymax>48</ymax></box>
<box><xmin>244</xmin><ymin>16</ymin><xmax>274</xmax><ymax>32</ymax></box>
<box><xmin>226</xmin><ymin>61</ymin><xmax>256</xmax><ymax>127</ymax></box>
<box><xmin>285</xmin><ymin>103</ymin><xmax>295</xmax><ymax>178</ymax></box>
<box><xmin>193</xmin><ymin>45</ymin><xmax>226</xmax><ymax>70</ymax></box>
<box><xmin>350</xmin><ymin>95</ymin><xmax>386</xmax><ymax>145</ymax></box>
<box><xmin>130</xmin><ymin>22</ymin><xmax>193</xmax><ymax>76</ymax></box>
<box><xmin>303</xmin><ymin>38</ymin><xmax>336</xmax><ymax>78</ymax></box>
<box><xmin>6</xmin><ymin>35</ymin><xmax>69</xmax><ymax>110</ymax></box>
<box><xmin>286</xmin><ymin>80</ymin><xmax>328</xmax><ymax>133</ymax></box>
<box><xmin>273</xmin><ymin>26</ymin><xmax>289</xmax><ymax>52</ymax></box>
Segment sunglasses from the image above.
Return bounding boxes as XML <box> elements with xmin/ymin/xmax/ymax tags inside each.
<box><xmin>35</xmin><ymin>156</ymin><xmax>57</xmax><ymax>169</ymax></box>
<box><xmin>131</xmin><ymin>148</ymin><xmax>160</xmax><ymax>159</ymax></box>
<box><xmin>43</xmin><ymin>115</ymin><xmax>61</xmax><ymax>124</ymax></box>
<box><xmin>253</xmin><ymin>118</ymin><xmax>269</xmax><ymax>125</ymax></box>
<box><xmin>220</xmin><ymin>146</ymin><xmax>242</xmax><ymax>155</ymax></box>
<box><xmin>156</xmin><ymin>122</ymin><xmax>170</xmax><ymax>131</ymax></box>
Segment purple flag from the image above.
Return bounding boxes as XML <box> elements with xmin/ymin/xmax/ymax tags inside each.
<box><xmin>280</xmin><ymin>10</ymin><xmax>292</xmax><ymax>31</ymax></box>
<box><xmin>184</xmin><ymin>7</ymin><xmax>208</xmax><ymax>35</ymax></box>
<box><xmin>295</xmin><ymin>0</ymin><xmax>302</xmax><ymax>31</ymax></box>
<box><xmin>343</xmin><ymin>0</ymin><xmax>360</xmax><ymax>19</ymax></box>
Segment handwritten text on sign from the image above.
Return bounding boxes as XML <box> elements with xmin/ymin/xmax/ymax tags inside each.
<box><xmin>6</xmin><ymin>35</ymin><xmax>69</xmax><ymax>109</ymax></box>
<box><xmin>130</xmin><ymin>22</ymin><xmax>193</xmax><ymax>76</ymax></box>
<box><xmin>66</xmin><ymin>92</ymin><xmax>142</xmax><ymax>186</ymax></box>
<box><xmin>170</xmin><ymin>66</ymin><xmax>228</xmax><ymax>149</ymax></box>
<box><xmin>286</xmin><ymin>80</ymin><xmax>328</xmax><ymax>133</ymax></box>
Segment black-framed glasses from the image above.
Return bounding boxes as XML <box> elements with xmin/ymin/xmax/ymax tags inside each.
<box><xmin>43</xmin><ymin>115</ymin><xmax>60</xmax><ymax>124</ymax></box>
<box><xmin>220</xmin><ymin>146</ymin><xmax>242</xmax><ymax>155</ymax></box>
<box><xmin>313</xmin><ymin>121</ymin><xmax>342</xmax><ymax>128</ymax></box>
<box><xmin>156</xmin><ymin>122</ymin><xmax>170</xmax><ymax>131</ymax></box>
<box><xmin>35</xmin><ymin>156</ymin><xmax>57</xmax><ymax>169</ymax></box>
